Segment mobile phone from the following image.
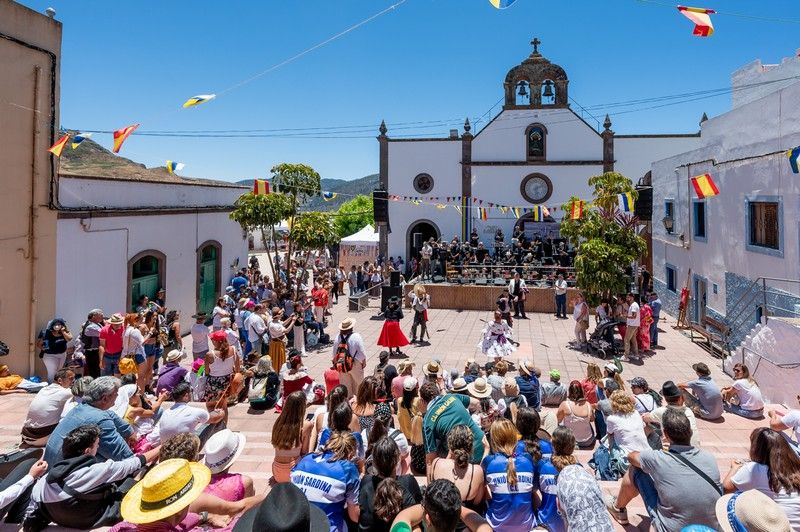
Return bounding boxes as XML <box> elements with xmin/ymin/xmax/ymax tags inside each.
<box><xmin>305</xmin><ymin>413</ymin><xmax>314</xmax><ymax>421</ymax></box>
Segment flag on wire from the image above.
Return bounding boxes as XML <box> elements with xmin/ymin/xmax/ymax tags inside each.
<box><xmin>531</xmin><ymin>205</ymin><xmax>549</xmax><ymax>221</ymax></box>
<box><xmin>499</xmin><ymin>206</ymin><xmax>509</xmax><ymax>214</ymax></box>
<box><xmin>787</xmin><ymin>146</ymin><xmax>800</xmax><ymax>174</ymax></box>
<box><xmin>322</xmin><ymin>191</ymin><xmax>338</xmax><ymax>201</ymax></box>
<box><xmin>691</xmin><ymin>173</ymin><xmax>720</xmax><ymax>199</ymax></box>
<box><xmin>71</xmin><ymin>132</ymin><xmax>92</xmax><ymax>150</ymax></box>
<box><xmin>479</xmin><ymin>207</ymin><xmax>488</xmax><ymax>221</ymax></box>
<box><xmin>182</xmin><ymin>94</ymin><xmax>216</xmax><ymax>108</ymax></box>
<box><xmin>677</xmin><ymin>6</ymin><xmax>715</xmax><ymax>37</ymax></box>
<box><xmin>570</xmin><ymin>200</ymin><xmax>584</xmax><ymax>220</ymax></box>
<box><xmin>512</xmin><ymin>207</ymin><xmax>522</xmax><ymax>219</ymax></box>
<box><xmin>489</xmin><ymin>0</ymin><xmax>517</xmax><ymax>8</ymax></box>
<box><xmin>454</xmin><ymin>205</ymin><xmax>462</xmax><ymax>215</ymax></box>
<box><xmin>253</xmin><ymin>179</ymin><xmax>270</xmax><ymax>195</ymax></box>
<box><xmin>48</xmin><ymin>134</ymin><xmax>70</xmax><ymax>157</ymax></box>
<box><xmin>618</xmin><ymin>192</ymin><xmax>635</xmax><ymax>213</ymax></box>
<box><xmin>166</xmin><ymin>161</ymin><xmax>185</xmax><ymax>174</ymax></box>
<box><xmin>436</xmin><ymin>203</ymin><xmax>446</xmax><ymax>209</ymax></box>
<box><xmin>112</xmin><ymin>124</ymin><xmax>139</xmax><ymax>153</ymax></box>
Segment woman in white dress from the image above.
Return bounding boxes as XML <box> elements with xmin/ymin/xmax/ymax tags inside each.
<box><xmin>478</xmin><ymin>311</ymin><xmax>516</xmax><ymax>361</ymax></box>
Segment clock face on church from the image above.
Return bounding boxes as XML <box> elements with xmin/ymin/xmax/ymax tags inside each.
<box><xmin>520</xmin><ymin>174</ymin><xmax>552</xmax><ymax>204</ymax></box>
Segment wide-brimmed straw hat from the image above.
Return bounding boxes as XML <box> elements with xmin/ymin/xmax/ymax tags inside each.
<box><xmin>424</xmin><ymin>360</ymin><xmax>442</xmax><ymax>377</ymax></box>
<box><xmin>339</xmin><ymin>317</ymin><xmax>356</xmax><ymax>331</ymax></box>
<box><xmin>108</xmin><ymin>313</ymin><xmax>124</xmax><ymax>325</ymax></box>
<box><xmin>202</xmin><ymin>429</ymin><xmax>246</xmax><ymax>474</ymax></box>
<box><xmin>519</xmin><ymin>360</ymin><xmax>536</xmax><ymax>377</ymax></box>
<box><xmin>467</xmin><ymin>377</ymin><xmax>492</xmax><ymax>399</ymax></box>
<box><xmin>165</xmin><ymin>350</ymin><xmax>185</xmax><ymax>363</ymax></box>
<box><xmin>192</xmin><ymin>312</ymin><xmax>207</xmax><ymax>319</ymax></box>
<box><xmin>233</xmin><ymin>482</ymin><xmax>329</xmax><ymax>532</ymax></box>
<box><xmin>504</xmin><ymin>377</ymin><xmax>520</xmax><ymax>396</ymax></box>
<box><xmin>716</xmin><ymin>490</ymin><xmax>791</xmax><ymax>532</ymax></box>
<box><xmin>120</xmin><ymin>459</ymin><xmax>210</xmax><ymax>524</ymax></box>
<box><xmin>451</xmin><ymin>378</ymin><xmax>468</xmax><ymax>393</ymax></box>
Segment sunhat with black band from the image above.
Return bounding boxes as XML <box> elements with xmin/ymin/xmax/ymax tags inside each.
<box><xmin>233</xmin><ymin>482</ymin><xmax>328</xmax><ymax>532</ymax></box>
<box><xmin>202</xmin><ymin>429</ymin><xmax>246</xmax><ymax>475</ymax></box>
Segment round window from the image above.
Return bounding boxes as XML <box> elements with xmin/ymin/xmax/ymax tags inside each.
<box><xmin>413</xmin><ymin>173</ymin><xmax>434</xmax><ymax>194</ymax></box>
<box><xmin>520</xmin><ymin>173</ymin><xmax>552</xmax><ymax>204</ymax></box>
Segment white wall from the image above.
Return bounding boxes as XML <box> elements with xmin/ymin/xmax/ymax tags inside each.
<box><xmin>56</xmin><ymin>212</ymin><xmax>247</xmax><ymax>335</ymax></box>
<box><xmin>732</xmin><ymin>50</ymin><xmax>800</xmax><ymax>109</ymax></box>
<box><xmin>614</xmin><ymin>136</ymin><xmax>701</xmax><ymax>182</ymax></box>
<box><xmin>59</xmin><ymin>177</ymin><xmax>247</xmax><ymax>209</ymax></box>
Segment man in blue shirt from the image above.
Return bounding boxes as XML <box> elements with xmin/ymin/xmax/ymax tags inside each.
<box><xmin>230</xmin><ymin>270</ymin><xmax>249</xmax><ymax>294</ymax></box>
<box><xmin>44</xmin><ymin>376</ymin><xmax>133</xmax><ymax>464</ymax></box>
<box><xmin>648</xmin><ymin>292</ymin><xmax>663</xmax><ymax>348</ymax></box>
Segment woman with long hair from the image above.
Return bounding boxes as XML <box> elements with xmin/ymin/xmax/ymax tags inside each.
<box><xmin>352</xmin><ymin>376</ymin><xmax>380</xmax><ymax>432</ymax></box>
<box><xmin>212</xmin><ymin>296</ymin><xmax>230</xmax><ymax>331</ymax></box>
<box><xmin>515</xmin><ymin>407</ymin><xmax>553</xmax><ymax>462</ymax></box>
<box><xmin>36</xmin><ymin>318</ymin><xmax>72</xmax><ymax>382</ymax></box>
<box><xmin>521</xmin><ymin>410</ymin><xmax>565</xmax><ymax>532</ymax></box>
<box><xmin>722</xmin><ymin>427</ymin><xmax>800</xmax><ymax>529</ymax></box>
<box><xmin>397</xmin><ymin>377</ymin><xmax>425</xmax><ymax>475</ymax></box>
<box><xmin>409</xmin><ymin>284</ymin><xmax>430</xmax><ymax>343</ymax></box>
<box><xmin>378</xmin><ymin>296</ymin><xmax>409</xmax><ymax>358</ymax></box>
<box><xmin>271</xmin><ymin>390</ymin><xmax>313</xmax><ymax>483</ymax></box>
<box><xmin>280</xmin><ymin>354</ymin><xmax>314</xmax><ymax>404</ymax></box>
<box><xmin>483</xmin><ymin>418</ymin><xmax>535</xmax><ymax>531</ymax></box>
<box><xmin>140</xmin><ymin>309</ymin><xmax>162</xmax><ymax>392</ymax></box>
<box><xmin>605</xmin><ymin>391</ymin><xmax>649</xmax><ymax>455</ymax></box>
<box><xmin>121</xmin><ymin>313</ymin><xmax>146</xmax><ymax>388</ymax></box>
<box><xmin>204</xmin><ymin>330</ymin><xmax>241</xmax><ymax>416</ymax></box>
<box><xmin>580</xmin><ymin>363</ymin><xmax>603</xmax><ymax>404</ymax></box>
<box><xmin>291</xmin><ymin>430</ymin><xmax>361</xmax><ymax>531</ymax></box>
<box><xmin>636</xmin><ymin>295</ymin><xmax>653</xmax><ymax>352</ymax></box>
<box><xmin>721</xmin><ymin>363</ymin><xmax>765</xmax><ymax>419</ymax></box>
<box><xmin>164</xmin><ymin>310</ymin><xmax>182</xmax><ymax>353</ymax></box>
<box><xmin>316</xmin><ymin>402</ymin><xmax>366</xmax><ymax>468</ymax></box>
<box><xmin>556</xmin><ymin>381</ymin><xmax>595</xmax><ymax>449</ymax></box>
<box><xmin>312</xmin><ymin>385</ymin><xmax>355</xmax><ymax>447</ymax></box>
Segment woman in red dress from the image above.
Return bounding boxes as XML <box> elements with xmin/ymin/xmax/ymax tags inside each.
<box><xmin>378</xmin><ymin>296</ymin><xmax>409</xmax><ymax>357</ymax></box>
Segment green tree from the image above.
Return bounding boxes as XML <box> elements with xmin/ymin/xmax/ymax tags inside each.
<box><xmin>560</xmin><ymin>172</ymin><xmax>646</xmax><ymax>304</ymax></box>
<box><xmin>271</xmin><ymin>163</ymin><xmax>322</xmax><ymax>264</ymax></box>
<box><xmin>334</xmin><ymin>194</ymin><xmax>374</xmax><ymax>238</ymax></box>
<box><xmin>229</xmin><ymin>192</ymin><xmax>292</xmax><ymax>279</ymax></box>
<box><xmin>290</xmin><ymin>211</ymin><xmax>338</xmax><ymax>275</ymax></box>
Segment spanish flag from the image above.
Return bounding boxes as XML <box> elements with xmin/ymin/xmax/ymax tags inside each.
<box><xmin>570</xmin><ymin>200</ymin><xmax>584</xmax><ymax>220</ymax></box>
<box><xmin>322</xmin><ymin>191</ymin><xmax>338</xmax><ymax>201</ymax></box>
<box><xmin>479</xmin><ymin>207</ymin><xmax>488</xmax><ymax>221</ymax></box>
<box><xmin>48</xmin><ymin>134</ymin><xmax>70</xmax><ymax>157</ymax></box>
<box><xmin>677</xmin><ymin>6</ymin><xmax>715</xmax><ymax>37</ymax></box>
<box><xmin>618</xmin><ymin>192</ymin><xmax>635</xmax><ymax>213</ymax></box>
<box><xmin>691</xmin><ymin>173</ymin><xmax>719</xmax><ymax>199</ymax></box>
<box><xmin>253</xmin><ymin>179</ymin><xmax>270</xmax><ymax>195</ymax></box>
<box><xmin>787</xmin><ymin>146</ymin><xmax>800</xmax><ymax>174</ymax></box>
<box><xmin>112</xmin><ymin>124</ymin><xmax>139</xmax><ymax>153</ymax></box>
<box><xmin>489</xmin><ymin>0</ymin><xmax>517</xmax><ymax>8</ymax></box>
<box><xmin>531</xmin><ymin>205</ymin><xmax>549</xmax><ymax>221</ymax></box>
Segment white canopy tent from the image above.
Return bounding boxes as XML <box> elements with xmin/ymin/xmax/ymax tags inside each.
<box><xmin>339</xmin><ymin>224</ymin><xmax>378</xmax><ymax>269</ymax></box>
<box><xmin>341</xmin><ymin>224</ymin><xmax>378</xmax><ymax>244</ymax></box>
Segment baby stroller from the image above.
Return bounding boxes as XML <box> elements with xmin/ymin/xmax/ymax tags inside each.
<box><xmin>588</xmin><ymin>319</ymin><xmax>623</xmax><ymax>359</ymax></box>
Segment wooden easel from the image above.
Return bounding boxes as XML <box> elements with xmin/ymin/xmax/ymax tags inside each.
<box><xmin>674</xmin><ymin>268</ymin><xmax>692</xmax><ymax>329</ymax></box>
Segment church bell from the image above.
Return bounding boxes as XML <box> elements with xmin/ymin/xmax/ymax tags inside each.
<box><xmin>542</xmin><ymin>80</ymin><xmax>554</xmax><ymax>98</ymax></box>
<box><xmin>517</xmin><ymin>82</ymin><xmax>528</xmax><ymax>97</ymax></box>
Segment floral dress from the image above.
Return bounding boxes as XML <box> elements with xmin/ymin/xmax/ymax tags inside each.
<box><xmin>637</xmin><ymin>303</ymin><xmax>653</xmax><ymax>351</ymax></box>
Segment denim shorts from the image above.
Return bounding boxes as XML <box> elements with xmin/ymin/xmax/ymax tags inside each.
<box><xmin>144</xmin><ymin>343</ymin><xmax>162</xmax><ymax>359</ymax></box>
<box><xmin>102</xmin><ymin>353</ymin><xmax>121</xmax><ymax>376</ymax></box>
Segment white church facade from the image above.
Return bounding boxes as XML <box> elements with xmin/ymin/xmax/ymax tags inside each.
<box><xmin>378</xmin><ymin>39</ymin><xmax>703</xmax><ymax>262</ymax></box>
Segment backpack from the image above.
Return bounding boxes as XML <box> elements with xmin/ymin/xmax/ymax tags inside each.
<box><xmin>333</xmin><ymin>333</ymin><xmax>354</xmax><ymax>373</ymax></box>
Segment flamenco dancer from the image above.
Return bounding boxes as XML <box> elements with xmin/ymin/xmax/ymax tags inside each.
<box><xmin>409</xmin><ymin>284</ymin><xmax>430</xmax><ymax>343</ymax></box>
<box><xmin>478</xmin><ymin>311</ymin><xmax>516</xmax><ymax>362</ymax></box>
<box><xmin>379</xmin><ymin>296</ymin><xmax>409</xmax><ymax>357</ymax></box>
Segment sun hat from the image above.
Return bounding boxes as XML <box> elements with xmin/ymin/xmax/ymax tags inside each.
<box><xmin>604</xmin><ymin>362</ymin><xmax>619</xmax><ymax>375</ymax></box>
<box><xmin>209</xmin><ymin>330</ymin><xmax>228</xmax><ymax>343</ymax></box>
<box><xmin>120</xmin><ymin>459</ymin><xmax>210</xmax><ymax>525</ymax></box>
<box><xmin>424</xmin><ymin>360</ymin><xmax>442</xmax><ymax>377</ymax></box>
<box><xmin>108</xmin><ymin>313</ymin><xmax>124</xmax><ymax>325</ymax></box>
<box><xmin>661</xmin><ymin>380</ymin><xmax>681</xmax><ymax>400</ymax></box>
<box><xmin>629</xmin><ymin>377</ymin><xmax>649</xmax><ymax>389</ymax></box>
<box><xmin>192</xmin><ymin>312</ymin><xmax>207</xmax><ymax>319</ymax></box>
<box><xmin>233</xmin><ymin>482</ymin><xmax>329</xmax><ymax>532</ymax></box>
<box><xmin>549</xmin><ymin>369</ymin><xmax>561</xmax><ymax>380</ymax></box>
<box><xmin>165</xmin><ymin>350</ymin><xmax>185</xmax><ymax>363</ymax></box>
<box><xmin>339</xmin><ymin>317</ymin><xmax>356</xmax><ymax>331</ymax></box>
<box><xmin>226</xmin><ymin>286</ymin><xmax>235</xmax><ymax>293</ymax></box>
<box><xmin>692</xmin><ymin>362</ymin><xmax>711</xmax><ymax>376</ymax></box>
<box><xmin>202</xmin><ymin>429</ymin><xmax>246</xmax><ymax>474</ymax></box>
<box><xmin>519</xmin><ymin>360</ymin><xmax>536</xmax><ymax>377</ymax></box>
<box><xmin>467</xmin><ymin>378</ymin><xmax>492</xmax><ymax>399</ymax></box>
<box><xmin>403</xmin><ymin>376</ymin><xmax>419</xmax><ymax>392</ymax></box>
<box><xmin>451</xmin><ymin>378</ymin><xmax>468</xmax><ymax>393</ymax></box>
<box><xmin>503</xmin><ymin>377</ymin><xmax>520</xmax><ymax>396</ymax></box>
<box><xmin>715</xmin><ymin>489</ymin><xmax>792</xmax><ymax>532</ymax></box>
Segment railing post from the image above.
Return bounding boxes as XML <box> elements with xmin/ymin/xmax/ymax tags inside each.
<box><xmin>762</xmin><ymin>278</ymin><xmax>768</xmax><ymax>323</ymax></box>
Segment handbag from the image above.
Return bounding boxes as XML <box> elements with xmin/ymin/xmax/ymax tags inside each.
<box><xmin>119</xmin><ymin>330</ymin><xmax>139</xmax><ymax>375</ymax></box>
<box><xmin>668</xmin><ymin>450</ymin><xmax>723</xmax><ymax>495</ymax></box>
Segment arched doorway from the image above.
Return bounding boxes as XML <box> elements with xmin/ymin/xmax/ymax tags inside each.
<box><xmin>197</xmin><ymin>241</ymin><xmax>221</xmax><ymax>315</ymax></box>
<box><xmin>129</xmin><ymin>250</ymin><xmax>166</xmax><ymax>311</ymax></box>
<box><xmin>406</xmin><ymin>220</ymin><xmax>440</xmax><ymax>263</ymax></box>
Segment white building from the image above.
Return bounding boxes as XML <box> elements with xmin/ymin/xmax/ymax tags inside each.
<box><xmin>378</xmin><ymin>39</ymin><xmax>702</xmax><ymax>261</ymax></box>
<box><xmin>55</xmin><ymin>139</ymin><xmax>249</xmax><ymax>335</ymax></box>
<box><xmin>651</xmin><ymin>50</ymin><xmax>800</xmax><ymax>403</ymax></box>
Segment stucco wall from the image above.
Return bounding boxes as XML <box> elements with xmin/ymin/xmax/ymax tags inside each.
<box><xmin>0</xmin><ymin>2</ymin><xmax>62</xmax><ymax>375</ymax></box>
<box><xmin>614</xmin><ymin>136</ymin><xmax>701</xmax><ymax>182</ymax></box>
<box><xmin>732</xmin><ymin>51</ymin><xmax>800</xmax><ymax>109</ymax></box>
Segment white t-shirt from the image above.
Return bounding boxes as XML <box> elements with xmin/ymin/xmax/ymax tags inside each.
<box><xmin>212</xmin><ymin>306</ymin><xmax>227</xmax><ymax>329</ymax></box>
<box><xmin>605</xmin><ymin>412</ymin><xmax>650</xmax><ymax>454</ymax></box>
<box><xmin>649</xmin><ymin>405</ymin><xmax>701</xmax><ymax>447</ymax></box>
<box><xmin>245</xmin><ymin>313</ymin><xmax>267</xmax><ymax>342</ymax></box>
<box><xmin>191</xmin><ymin>323</ymin><xmax>210</xmax><ymax>353</ymax></box>
<box><xmin>555</xmin><ymin>279</ymin><xmax>567</xmax><ymax>296</ymax></box>
<box><xmin>732</xmin><ymin>461</ymin><xmax>800</xmax><ymax>530</ymax></box>
<box><xmin>633</xmin><ymin>393</ymin><xmax>657</xmax><ymax>414</ymax></box>
<box><xmin>148</xmin><ymin>403</ymin><xmax>210</xmax><ymax>444</ymax></box>
<box><xmin>732</xmin><ymin>379</ymin><xmax>764</xmax><ymax>411</ymax></box>
<box><xmin>122</xmin><ymin>326</ymin><xmax>145</xmax><ymax>357</ymax></box>
<box><xmin>781</xmin><ymin>410</ymin><xmax>800</xmax><ymax>443</ymax></box>
<box><xmin>627</xmin><ymin>302</ymin><xmax>641</xmax><ymax>327</ymax></box>
<box><xmin>23</xmin><ymin>383</ymin><xmax>73</xmax><ymax>428</ymax></box>
<box><xmin>573</xmin><ymin>302</ymin><xmax>586</xmax><ymax>321</ymax></box>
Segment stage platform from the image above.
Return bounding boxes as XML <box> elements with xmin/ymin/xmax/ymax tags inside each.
<box><xmin>403</xmin><ymin>282</ymin><xmax>582</xmax><ymax>312</ymax></box>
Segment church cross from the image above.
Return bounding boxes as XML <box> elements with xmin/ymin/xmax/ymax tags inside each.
<box><xmin>531</xmin><ymin>38</ymin><xmax>541</xmax><ymax>54</ymax></box>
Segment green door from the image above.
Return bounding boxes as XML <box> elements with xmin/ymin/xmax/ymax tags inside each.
<box><xmin>198</xmin><ymin>246</ymin><xmax>218</xmax><ymax>315</ymax></box>
<box><xmin>131</xmin><ymin>255</ymin><xmax>160</xmax><ymax>311</ymax></box>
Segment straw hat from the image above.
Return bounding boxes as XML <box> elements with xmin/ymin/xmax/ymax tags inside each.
<box><xmin>503</xmin><ymin>377</ymin><xmax>520</xmax><ymax>396</ymax></box>
<box><xmin>108</xmin><ymin>313</ymin><xmax>124</xmax><ymax>325</ymax></box>
<box><xmin>467</xmin><ymin>377</ymin><xmax>492</xmax><ymax>399</ymax></box>
<box><xmin>165</xmin><ymin>350</ymin><xmax>185</xmax><ymax>363</ymax></box>
<box><xmin>192</xmin><ymin>312</ymin><xmax>207</xmax><ymax>319</ymax></box>
<box><xmin>451</xmin><ymin>378</ymin><xmax>468</xmax><ymax>393</ymax></box>
<box><xmin>202</xmin><ymin>429</ymin><xmax>246</xmax><ymax>474</ymax></box>
<box><xmin>424</xmin><ymin>360</ymin><xmax>442</xmax><ymax>377</ymax></box>
<box><xmin>120</xmin><ymin>459</ymin><xmax>210</xmax><ymax>524</ymax></box>
<box><xmin>519</xmin><ymin>360</ymin><xmax>536</xmax><ymax>377</ymax></box>
<box><xmin>716</xmin><ymin>490</ymin><xmax>792</xmax><ymax>532</ymax></box>
<box><xmin>339</xmin><ymin>317</ymin><xmax>356</xmax><ymax>331</ymax></box>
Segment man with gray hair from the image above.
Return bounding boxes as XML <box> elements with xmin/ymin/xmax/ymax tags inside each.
<box><xmin>80</xmin><ymin>309</ymin><xmax>105</xmax><ymax>378</ymax></box>
<box><xmin>43</xmin><ymin>376</ymin><xmax>133</xmax><ymax>464</ymax></box>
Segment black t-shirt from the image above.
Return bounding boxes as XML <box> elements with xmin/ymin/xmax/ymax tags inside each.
<box><xmin>358</xmin><ymin>474</ymin><xmax>422</xmax><ymax>532</ymax></box>
<box><xmin>43</xmin><ymin>331</ymin><xmax>68</xmax><ymax>355</ymax></box>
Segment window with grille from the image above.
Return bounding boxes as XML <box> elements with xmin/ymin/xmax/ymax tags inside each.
<box><xmin>748</xmin><ymin>202</ymin><xmax>779</xmax><ymax>250</ymax></box>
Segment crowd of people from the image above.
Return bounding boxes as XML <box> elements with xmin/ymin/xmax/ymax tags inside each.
<box><xmin>0</xmin><ymin>252</ymin><xmax>798</xmax><ymax>532</ymax></box>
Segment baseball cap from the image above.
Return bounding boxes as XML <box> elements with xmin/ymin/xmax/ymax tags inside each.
<box><xmin>549</xmin><ymin>369</ymin><xmax>561</xmax><ymax>380</ymax></box>
<box><xmin>403</xmin><ymin>377</ymin><xmax>418</xmax><ymax>392</ymax></box>
<box><xmin>629</xmin><ymin>377</ymin><xmax>649</xmax><ymax>389</ymax></box>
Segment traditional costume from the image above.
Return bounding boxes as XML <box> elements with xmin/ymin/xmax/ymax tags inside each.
<box><xmin>478</xmin><ymin>319</ymin><xmax>516</xmax><ymax>360</ymax></box>
<box><xmin>378</xmin><ymin>296</ymin><xmax>409</xmax><ymax>356</ymax></box>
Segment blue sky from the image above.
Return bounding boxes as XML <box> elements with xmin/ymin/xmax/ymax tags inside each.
<box><xmin>19</xmin><ymin>0</ymin><xmax>800</xmax><ymax>183</ymax></box>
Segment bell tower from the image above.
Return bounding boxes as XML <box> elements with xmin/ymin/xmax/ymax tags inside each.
<box><xmin>503</xmin><ymin>38</ymin><xmax>569</xmax><ymax>110</ymax></box>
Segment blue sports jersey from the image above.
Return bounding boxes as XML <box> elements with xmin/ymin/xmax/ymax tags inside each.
<box><xmin>291</xmin><ymin>452</ymin><xmax>360</xmax><ymax>532</ymax></box>
<box><xmin>515</xmin><ymin>438</ymin><xmax>553</xmax><ymax>464</ymax></box>
<box><xmin>482</xmin><ymin>452</ymin><xmax>536</xmax><ymax>531</ymax></box>
<box><xmin>536</xmin><ymin>458</ymin><xmax>567</xmax><ymax>532</ymax></box>
<box><xmin>316</xmin><ymin>429</ymin><xmax>365</xmax><ymax>460</ymax></box>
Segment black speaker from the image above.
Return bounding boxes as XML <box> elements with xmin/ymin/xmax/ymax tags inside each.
<box><xmin>373</xmin><ymin>189</ymin><xmax>388</xmax><ymax>224</ymax></box>
<box><xmin>634</xmin><ymin>187</ymin><xmax>653</xmax><ymax>221</ymax></box>
<box><xmin>390</xmin><ymin>271</ymin><xmax>401</xmax><ymax>287</ymax></box>
<box><xmin>381</xmin><ymin>285</ymin><xmax>402</xmax><ymax>310</ymax></box>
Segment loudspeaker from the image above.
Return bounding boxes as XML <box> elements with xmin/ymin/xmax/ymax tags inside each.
<box><xmin>634</xmin><ymin>187</ymin><xmax>653</xmax><ymax>221</ymax></box>
<box><xmin>412</xmin><ymin>233</ymin><xmax>423</xmax><ymax>250</ymax></box>
<box><xmin>432</xmin><ymin>275</ymin><xmax>445</xmax><ymax>283</ymax></box>
<box><xmin>381</xmin><ymin>285</ymin><xmax>402</xmax><ymax>310</ymax></box>
<box><xmin>390</xmin><ymin>271</ymin><xmax>401</xmax><ymax>287</ymax></box>
<box><xmin>373</xmin><ymin>189</ymin><xmax>388</xmax><ymax>224</ymax></box>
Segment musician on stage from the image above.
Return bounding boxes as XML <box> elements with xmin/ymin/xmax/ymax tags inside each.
<box><xmin>508</xmin><ymin>272</ymin><xmax>529</xmax><ymax>320</ymax></box>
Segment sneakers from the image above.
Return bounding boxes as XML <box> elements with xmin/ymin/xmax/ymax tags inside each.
<box><xmin>604</xmin><ymin>494</ymin><xmax>629</xmax><ymax>525</ymax></box>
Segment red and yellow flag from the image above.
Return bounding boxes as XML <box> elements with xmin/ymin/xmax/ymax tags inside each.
<box><xmin>677</xmin><ymin>6</ymin><xmax>715</xmax><ymax>37</ymax></box>
<box><xmin>479</xmin><ymin>207</ymin><xmax>488</xmax><ymax>221</ymax></box>
<box><xmin>691</xmin><ymin>173</ymin><xmax>719</xmax><ymax>199</ymax></box>
<box><xmin>570</xmin><ymin>200</ymin><xmax>584</xmax><ymax>220</ymax></box>
<box><xmin>48</xmin><ymin>134</ymin><xmax>70</xmax><ymax>157</ymax></box>
<box><xmin>112</xmin><ymin>124</ymin><xmax>139</xmax><ymax>153</ymax></box>
<box><xmin>253</xmin><ymin>179</ymin><xmax>270</xmax><ymax>195</ymax></box>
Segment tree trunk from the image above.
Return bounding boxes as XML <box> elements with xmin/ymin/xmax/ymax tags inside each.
<box><xmin>261</xmin><ymin>226</ymin><xmax>276</xmax><ymax>281</ymax></box>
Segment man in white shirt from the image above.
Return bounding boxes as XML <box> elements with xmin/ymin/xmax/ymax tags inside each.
<box><xmin>572</xmin><ymin>292</ymin><xmax>589</xmax><ymax>349</ymax></box>
<box><xmin>554</xmin><ymin>274</ymin><xmax>568</xmax><ymax>319</ymax></box>
<box><xmin>332</xmin><ymin>318</ymin><xmax>366</xmax><ymax>398</ymax></box>
<box><xmin>420</xmin><ymin>241</ymin><xmax>433</xmax><ymax>280</ymax></box>
<box><xmin>768</xmin><ymin>395</ymin><xmax>800</xmax><ymax>446</ymax></box>
<box><xmin>190</xmin><ymin>312</ymin><xmax>210</xmax><ymax>360</ymax></box>
<box><xmin>624</xmin><ymin>293</ymin><xmax>640</xmax><ymax>360</ymax></box>
<box><xmin>244</xmin><ymin>304</ymin><xmax>267</xmax><ymax>356</ymax></box>
<box><xmin>642</xmin><ymin>381</ymin><xmax>701</xmax><ymax>447</ymax></box>
<box><xmin>21</xmin><ymin>368</ymin><xmax>75</xmax><ymax>446</ymax></box>
<box><xmin>509</xmin><ymin>272</ymin><xmax>528</xmax><ymax>319</ymax></box>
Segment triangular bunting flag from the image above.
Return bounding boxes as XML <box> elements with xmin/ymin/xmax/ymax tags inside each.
<box><xmin>253</xmin><ymin>179</ymin><xmax>270</xmax><ymax>195</ymax></box>
<box><xmin>454</xmin><ymin>205</ymin><xmax>462</xmax><ymax>215</ymax></box>
<box><xmin>677</xmin><ymin>6</ymin><xmax>716</xmax><ymax>37</ymax></box>
<box><xmin>322</xmin><ymin>191</ymin><xmax>338</xmax><ymax>201</ymax></box>
<box><xmin>570</xmin><ymin>200</ymin><xmax>584</xmax><ymax>220</ymax></box>
<box><xmin>48</xmin><ymin>134</ymin><xmax>70</xmax><ymax>157</ymax></box>
<box><xmin>112</xmin><ymin>124</ymin><xmax>139</xmax><ymax>153</ymax></box>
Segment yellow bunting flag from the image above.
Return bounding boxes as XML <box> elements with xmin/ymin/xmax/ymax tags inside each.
<box><xmin>570</xmin><ymin>200</ymin><xmax>584</xmax><ymax>220</ymax></box>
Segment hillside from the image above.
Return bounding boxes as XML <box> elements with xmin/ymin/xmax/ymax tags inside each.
<box><xmin>237</xmin><ymin>174</ymin><xmax>378</xmax><ymax>211</ymax></box>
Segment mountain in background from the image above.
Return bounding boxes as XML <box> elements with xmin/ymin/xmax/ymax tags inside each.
<box><xmin>236</xmin><ymin>173</ymin><xmax>379</xmax><ymax>211</ymax></box>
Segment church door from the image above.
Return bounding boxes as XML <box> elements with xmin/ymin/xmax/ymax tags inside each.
<box><xmin>131</xmin><ymin>255</ymin><xmax>160</xmax><ymax>311</ymax></box>
<box><xmin>407</xmin><ymin>221</ymin><xmax>439</xmax><ymax>263</ymax></box>
<box><xmin>198</xmin><ymin>244</ymin><xmax>219</xmax><ymax>315</ymax></box>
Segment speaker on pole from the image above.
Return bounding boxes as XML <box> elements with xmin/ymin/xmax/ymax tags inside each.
<box><xmin>390</xmin><ymin>271</ymin><xmax>401</xmax><ymax>287</ymax></box>
<box><xmin>373</xmin><ymin>189</ymin><xmax>389</xmax><ymax>224</ymax></box>
<box><xmin>634</xmin><ymin>187</ymin><xmax>653</xmax><ymax>221</ymax></box>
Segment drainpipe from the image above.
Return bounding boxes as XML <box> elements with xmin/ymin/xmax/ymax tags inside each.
<box><xmin>25</xmin><ymin>66</ymin><xmax>41</xmax><ymax>375</ymax></box>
